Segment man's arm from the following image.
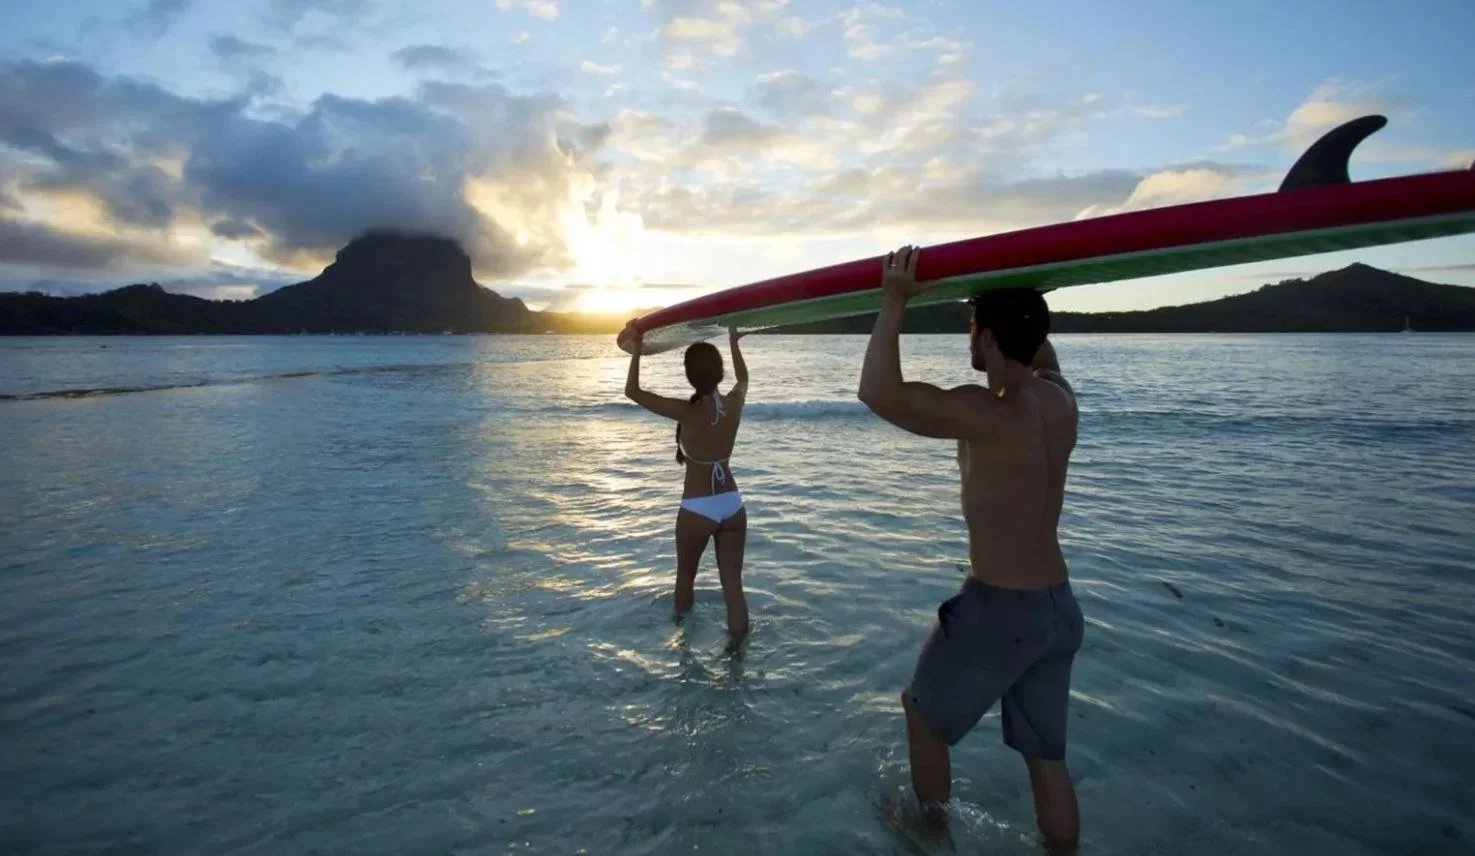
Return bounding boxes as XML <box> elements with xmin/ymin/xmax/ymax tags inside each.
<box><xmin>623</xmin><ymin>328</ymin><xmax>692</xmax><ymax>421</ymax></box>
<box><xmin>857</xmin><ymin>246</ymin><xmax>998</xmax><ymax>440</ymax></box>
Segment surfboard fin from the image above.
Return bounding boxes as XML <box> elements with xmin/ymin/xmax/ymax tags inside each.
<box><xmin>1278</xmin><ymin>114</ymin><xmax>1387</xmax><ymax>192</ymax></box>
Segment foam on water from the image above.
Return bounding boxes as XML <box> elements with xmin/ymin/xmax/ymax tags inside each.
<box><xmin>1</xmin><ymin>333</ymin><xmax>1473</xmax><ymax>854</ymax></box>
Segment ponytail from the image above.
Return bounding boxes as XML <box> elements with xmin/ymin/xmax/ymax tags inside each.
<box><xmin>674</xmin><ymin>391</ymin><xmax>706</xmax><ymax>464</ymax></box>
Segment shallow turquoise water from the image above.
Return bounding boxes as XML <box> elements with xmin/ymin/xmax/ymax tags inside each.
<box><xmin>2</xmin><ymin>333</ymin><xmax>1473</xmax><ymax>854</ymax></box>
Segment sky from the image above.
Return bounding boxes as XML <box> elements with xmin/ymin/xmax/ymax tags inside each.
<box><xmin>2</xmin><ymin>0</ymin><xmax>1473</xmax><ymax>314</ymax></box>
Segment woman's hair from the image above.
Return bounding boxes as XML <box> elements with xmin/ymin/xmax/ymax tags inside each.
<box><xmin>675</xmin><ymin>342</ymin><xmax>724</xmax><ymax>464</ymax></box>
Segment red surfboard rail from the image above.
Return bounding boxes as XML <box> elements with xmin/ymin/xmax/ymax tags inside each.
<box><xmin>624</xmin><ymin>167</ymin><xmax>1475</xmax><ymax>339</ymax></box>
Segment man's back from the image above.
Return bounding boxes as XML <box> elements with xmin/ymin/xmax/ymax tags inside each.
<box><xmin>959</xmin><ymin>371</ymin><xmax>1077</xmax><ymax>588</ymax></box>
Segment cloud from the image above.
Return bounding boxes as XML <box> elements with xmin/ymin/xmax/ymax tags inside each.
<box><xmin>696</xmin><ymin>107</ymin><xmax>838</xmax><ymax>169</ymax></box>
<box><xmin>580</xmin><ymin>60</ymin><xmax>621</xmax><ymax>76</ymax></box>
<box><xmin>644</xmin><ymin>0</ymin><xmax>798</xmax><ymax>64</ymax></box>
<box><xmin>623</xmin><ymin>166</ymin><xmax>1142</xmax><ymax>237</ymax></box>
<box><xmin>750</xmin><ymin>71</ymin><xmax>831</xmax><ymax>120</ymax></box>
<box><xmin>664</xmin><ymin>75</ymin><xmax>704</xmax><ymax>94</ymax></box>
<box><xmin>496</xmin><ymin>0</ymin><xmax>559</xmax><ymax>21</ymax></box>
<box><xmin>662</xmin><ymin>15</ymin><xmax>744</xmax><ymax>56</ymax></box>
<box><xmin>0</xmin><ymin>58</ymin><xmax>614</xmax><ymax>287</ymax></box>
<box><xmin>838</xmin><ymin>2</ymin><xmax>905</xmax><ymax>61</ymax></box>
<box><xmin>1073</xmin><ymin>161</ymin><xmax>1276</xmax><ymax>219</ymax></box>
<box><xmin>8</xmin><ymin>260</ymin><xmax>300</xmax><ymax>299</ymax></box>
<box><xmin>1213</xmin><ymin>80</ymin><xmax>1473</xmax><ymax>171</ymax></box>
<box><xmin>0</xmin><ymin>59</ymin><xmax>238</xmax><ymax>230</ymax></box>
<box><xmin>295</xmin><ymin>33</ymin><xmax>352</xmax><ymax>52</ymax></box>
<box><xmin>701</xmin><ymin>107</ymin><xmax>782</xmax><ymax>149</ymax></box>
<box><xmin>1441</xmin><ymin>150</ymin><xmax>1475</xmax><ymax>171</ymax></box>
<box><xmin>1276</xmin><ymin>81</ymin><xmax>1403</xmax><ymax>150</ymax></box>
<box><xmin>1401</xmin><ymin>263</ymin><xmax>1475</xmax><ymax>277</ymax></box>
<box><xmin>392</xmin><ymin>44</ymin><xmax>479</xmax><ymax>73</ymax></box>
<box><xmin>1220</xmin><ymin>81</ymin><xmax>1399</xmax><ymax>152</ymax></box>
<box><xmin>264</xmin><ymin>0</ymin><xmax>371</xmax><ymax>28</ymax></box>
<box><xmin>0</xmin><ymin>215</ymin><xmax>194</xmax><ymax>270</ymax></box>
<box><xmin>154</xmin><ymin>261</ymin><xmax>301</xmax><ymax>299</ymax></box>
<box><xmin>210</xmin><ymin>218</ymin><xmax>264</xmax><ymax>239</ymax></box>
<box><xmin>1121</xmin><ymin>104</ymin><xmax>1185</xmax><ymax>120</ymax></box>
<box><xmin>597</xmin><ymin>76</ymin><xmax>1205</xmax><ymax>242</ymax></box>
<box><xmin>126</xmin><ymin>0</ymin><xmax>191</xmax><ymax>37</ymax></box>
<box><xmin>210</xmin><ymin>35</ymin><xmax>279</xmax><ymax>64</ymax></box>
<box><xmin>775</xmin><ymin>16</ymin><xmax>808</xmax><ymax>38</ymax></box>
<box><xmin>614</xmin><ymin>100</ymin><xmax>1097</xmax><ymax>229</ymax></box>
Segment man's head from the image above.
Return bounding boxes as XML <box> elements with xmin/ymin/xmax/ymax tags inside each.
<box><xmin>968</xmin><ymin>289</ymin><xmax>1050</xmax><ymax>371</ymax></box>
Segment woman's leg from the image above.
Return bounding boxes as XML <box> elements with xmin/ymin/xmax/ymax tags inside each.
<box><xmin>713</xmin><ymin>507</ymin><xmax>749</xmax><ymax>640</ymax></box>
<box><xmin>673</xmin><ymin>508</ymin><xmax>713</xmax><ymax>621</ymax></box>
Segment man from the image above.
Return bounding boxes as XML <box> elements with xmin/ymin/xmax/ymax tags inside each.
<box><xmin>857</xmin><ymin>244</ymin><xmax>1084</xmax><ymax>851</ymax></box>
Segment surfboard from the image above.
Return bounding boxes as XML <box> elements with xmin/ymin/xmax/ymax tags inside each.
<box><xmin>618</xmin><ymin>115</ymin><xmax>1475</xmax><ymax>354</ymax></box>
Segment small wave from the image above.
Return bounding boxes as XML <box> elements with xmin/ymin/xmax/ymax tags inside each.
<box><xmin>0</xmin><ymin>383</ymin><xmax>209</xmax><ymax>401</ymax></box>
<box><xmin>1088</xmin><ymin>408</ymin><xmax>1475</xmax><ymax>435</ymax></box>
<box><xmin>746</xmin><ymin>400</ymin><xmax>869</xmax><ymax>419</ymax></box>
<box><xmin>560</xmin><ymin>399</ymin><xmax>868</xmax><ymax>420</ymax></box>
<box><xmin>0</xmin><ymin>363</ymin><xmax>470</xmax><ymax>402</ymax></box>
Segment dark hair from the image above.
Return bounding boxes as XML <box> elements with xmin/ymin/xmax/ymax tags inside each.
<box><xmin>675</xmin><ymin>342</ymin><xmax>724</xmax><ymax>464</ymax></box>
<box><xmin>970</xmin><ymin>289</ymin><xmax>1050</xmax><ymax>364</ymax></box>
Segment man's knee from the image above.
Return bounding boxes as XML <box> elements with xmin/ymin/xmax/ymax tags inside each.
<box><xmin>901</xmin><ymin>691</ymin><xmax>931</xmax><ymax>731</ymax></box>
<box><xmin>900</xmin><ymin>690</ymin><xmax>916</xmax><ymax>716</ymax></box>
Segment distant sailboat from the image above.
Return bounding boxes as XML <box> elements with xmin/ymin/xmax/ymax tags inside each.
<box><xmin>1402</xmin><ymin>315</ymin><xmax>1414</xmax><ymax>333</ymax></box>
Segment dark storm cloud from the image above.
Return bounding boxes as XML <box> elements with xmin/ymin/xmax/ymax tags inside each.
<box><xmin>210</xmin><ymin>35</ymin><xmax>281</xmax><ymax>64</ymax></box>
<box><xmin>0</xmin><ymin>58</ymin><xmax>607</xmax><ymax>277</ymax></box>
<box><xmin>209</xmin><ymin>219</ymin><xmax>264</xmax><ymax>239</ymax></box>
<box><xmin>0</xmin><ymin>216</ymin><xmax>189</xmax><ymax>270</ymax></box>
<box><xmin>392</xmin><ymin>45</ymin><xmax>479</xmax><ymax>73</ymax></box>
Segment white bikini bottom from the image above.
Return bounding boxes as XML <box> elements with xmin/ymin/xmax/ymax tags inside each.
<box><xmin>679</xmin><ymin>490</ymin><xmax>744</xmax><ymax>523</ymax></box>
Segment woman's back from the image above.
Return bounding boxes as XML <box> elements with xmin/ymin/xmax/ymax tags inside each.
<box><xmin>678</xmin><ymin>387</ymin><xmax>745</xmax><ymax>498</ymax></box>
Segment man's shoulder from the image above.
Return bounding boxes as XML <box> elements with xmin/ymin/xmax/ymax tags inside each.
<box><xmin>1029</xmin><ymin>372</ymin><xmax>1078</xmax><ymax>426</ymax></box>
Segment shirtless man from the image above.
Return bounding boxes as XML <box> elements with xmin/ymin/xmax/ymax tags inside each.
<box><xmin>857</xmin><ymin>245</ymin><xmax>1084</xmax><ymax>851</ymax></box>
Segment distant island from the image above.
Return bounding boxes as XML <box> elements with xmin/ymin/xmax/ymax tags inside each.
<box><xmin>3</xmin><ymin>231</ymin><xmax>1474</xmax><ymax>334</ymax></box>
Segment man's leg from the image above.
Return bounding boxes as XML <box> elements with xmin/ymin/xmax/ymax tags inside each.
<box><xmin>1002</xmin><ymin>588</ymin><xmax>1084</xmax><ymax>851</ymax></box>
<box><xmin>901</xmin><ymin>582</ymin><xmax>1014</xmax><ymax>825</ymax></box>
<box><xmin>1026</xmin><ymin>759</ymin><xmax>1079</xmax><ymax>853</ymax></box>
<box><xmin>901</xmin><ymin>691</ymin><xmax>951</xmax><ymax>825</ymax></box>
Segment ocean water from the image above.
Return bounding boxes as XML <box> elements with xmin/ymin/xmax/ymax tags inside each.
<box><xmin>1</xmin><ymin>333</ymin><xmax>1473</xmax><ymax>855</ymax></box>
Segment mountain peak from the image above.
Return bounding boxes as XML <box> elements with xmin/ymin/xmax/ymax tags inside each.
<box><xmin>335</xmin><ymin>230</ymin><xmax>470</xmax><ymax>265</ymax></box>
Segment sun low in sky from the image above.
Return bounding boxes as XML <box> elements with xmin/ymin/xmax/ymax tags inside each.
<box><xmin>2</xmin><ymin>0</ymin><xmax>1473</xmax><ymax>316</ymax></box>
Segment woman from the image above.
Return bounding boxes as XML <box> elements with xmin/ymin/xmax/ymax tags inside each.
<box><xmin>623</xmin><ymin>324</ymin><xmax>751</xmax><ymax>642</ymax></box>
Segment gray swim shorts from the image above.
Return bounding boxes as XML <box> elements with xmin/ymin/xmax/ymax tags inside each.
<box><xmin>904</xmin><ymin>576</ymin><xmax>1085</xmax><ymax>760</ymax></box>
